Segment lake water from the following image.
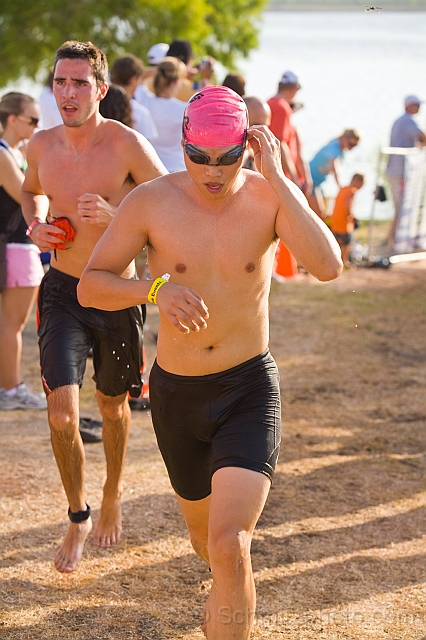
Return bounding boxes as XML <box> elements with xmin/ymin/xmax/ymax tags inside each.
<box><xmin>6</xmin><ymin>11</ymin><xmax>426</xmax><ymax>218</ymax></box>
<box><xmin>241</xmin><ymin>11</ymin><xmax>426</xmax><ymax>217</ymax></box>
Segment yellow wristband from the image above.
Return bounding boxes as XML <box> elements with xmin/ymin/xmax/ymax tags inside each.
<box><xmin>148</xmin><ymin>273</ymin><xmax>170</xmax><ymax>304</ymax></box>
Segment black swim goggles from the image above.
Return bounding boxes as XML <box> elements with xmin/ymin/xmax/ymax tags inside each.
<box><xmin>182</xmin><ymin>130</ymin><xmax>248</xmax><ymax>167</ymax></box>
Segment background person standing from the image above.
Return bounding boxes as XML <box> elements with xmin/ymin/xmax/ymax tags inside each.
<box><xmin>0</xmin><ymin>92</ymin><xmax>46</xmax><ymax>411</ymax></box>
<box><xmin>307</xmin><ymin>129</ymin><xmax>360</xmax><ymax>219</ymax></box>
<box><xmin>267</xmin><ymin>70</ymin><xmax>311</xmax><ymax>192</ymax></box>
<box><xmin>110</xmin><ymin>54</ymin><xmax>158</xmax><ymax>141</ymax></box>
<box><xmin>331</xmin><ymin>173</ymin><xmax>364</xmax><ymax>267</ymax></box>
<box><xmin>133</xmin><ymin>43</ymin><xmax>169</xmax><ymax>108</ymax></box>
<box><xmin>385</xmin><ymin>95</ymin><xmax>426</xmax><ymax>245</ymax></box>
<box><xmin>144</xmin><ymin>57</ymin><xmax>188</xmax><ymax>172</ymax></box>
<box><xmin>267</xmin><ymin>72</ymin><xmax>311</xmax><ymax>280</ymax></box>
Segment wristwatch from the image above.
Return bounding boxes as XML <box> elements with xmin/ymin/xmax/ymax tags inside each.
<box><xmin>26</xmin><ymin>219</ymin><xmax>42</xmax><ymax>237</ymax></box>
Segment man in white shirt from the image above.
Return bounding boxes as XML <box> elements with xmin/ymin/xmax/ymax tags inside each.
<box><xmin>110</xmin><ymin>54</ymin><xmax>158</xmax><ymax>140</ymax></box>
<box><xmin>386</xmin><ymin>95</ymin><xmax>426</xmax><ymax>243</ymax></box>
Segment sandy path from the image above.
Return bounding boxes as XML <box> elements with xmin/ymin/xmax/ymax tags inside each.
<box><xmin>1</xmin><ymin>261</ymin><xmax>425</xmax><ymax>639</ymax></box>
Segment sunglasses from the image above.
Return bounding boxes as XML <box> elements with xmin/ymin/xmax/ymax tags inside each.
<box><xmin>183</xmin><ymin>142</ymin><xmax>246</xmax><ymax>166</ymax></box>
<box><xmin>17</xmin><ymin>115</ymin><xmax>39</xmax><ymax>127</ymax></box>
<box><xmin>182</xmin><ymin>125</ymin><xmax>248</xmax><ymax>166</ymax></box>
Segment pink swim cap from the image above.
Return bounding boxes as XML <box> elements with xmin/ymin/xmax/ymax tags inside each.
<box><xmin>183</xmin><ymin>86</ymin><xmax>248</xmax><ymax>147</ymax></box>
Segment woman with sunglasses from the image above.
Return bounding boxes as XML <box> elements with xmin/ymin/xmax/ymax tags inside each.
<box><xmin>0</xmin><ymin>92</ymin><xmax>46</xmax><ymax>410</ymax></box>
<box><xmin>144</xmin><ymin>57</ymin><xmax>188</xmax><ymax>172</ymax></box>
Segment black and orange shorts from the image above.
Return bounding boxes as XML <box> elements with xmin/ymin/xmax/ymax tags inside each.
<box><xmin>37</xmin><ymin>267</ymin><xmax>144</xmax><ymax>398</ymax></box>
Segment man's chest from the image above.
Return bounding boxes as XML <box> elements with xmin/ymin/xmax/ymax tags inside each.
<box><xmin>148</xmin><ymin>205</ymin><xmax>277</xmax><ymax>277</ymax></box>
<box><xmin>39</xmin><ymin>153</ymin><xmax>130</xmax><ymax>205</ymax></box>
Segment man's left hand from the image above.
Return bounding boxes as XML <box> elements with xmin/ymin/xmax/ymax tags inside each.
<box><xmin>77</xmin><ymin>193</ymin><xmax>116</xmax><ymax>227</ymax></box>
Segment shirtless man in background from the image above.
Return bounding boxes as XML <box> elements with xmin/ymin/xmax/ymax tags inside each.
<box><xmin>78</xmin><ymin>86</ymin><xmax>342</xmax><ymax>639</ymax></box>
<box><xmin>21</xmin><ymin>40</ymin><xmax>167</xmax><ymax>573</ymax></box>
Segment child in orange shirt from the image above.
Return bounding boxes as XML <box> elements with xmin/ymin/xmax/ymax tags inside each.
<box><xmin>331</xmin><ymin>173</ymin><xmax>364</xmax><ymax>266</ymax></box>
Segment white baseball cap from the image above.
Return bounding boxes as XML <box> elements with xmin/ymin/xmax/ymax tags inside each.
<box><xmin>147</xmin><ymin>43</ymin><xmax>169</xmax><ymax>65</ymax></box>
<box><xmin>280</xmin><ymin>70</ymin><xmax>301</xmax><ymax>87</ymax></box>
<box><xmin>404</xmin><ymin>94</ymin><xmax>423</xmax><ymax>107</ymax></box>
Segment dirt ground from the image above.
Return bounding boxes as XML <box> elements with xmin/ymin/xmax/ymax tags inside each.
<box><xmin>1</xmin><ymin>260</ymin><xmax>425</xmax><ymax>640</ymax></box>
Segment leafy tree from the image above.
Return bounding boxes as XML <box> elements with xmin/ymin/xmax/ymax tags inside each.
<box><xmin>267</xmin><ymin>0</ymin><xmax>426</xmax><ymax>7</ymax></box>
<box><xmin>0</xmin><ymin>0</ymin><xmax>265</xmax><ymax>87</ymax></box>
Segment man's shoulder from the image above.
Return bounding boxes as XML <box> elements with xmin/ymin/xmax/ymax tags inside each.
<box><xmin>99</xmin><ymin>118</ymin><xmax>148</xmax><ymax>147</ymax></box>
<box><xmin>326</xmin><ymin>138</ymin><xmax>340</xmax><ymax>149</ymax></box>
<box><xmin>267</xmin><ymin>95</ymin><xmax>281</xmax><ymax>105</ymax></box>
<box><xmin>338</xmin><ymin>185</ymin><xmax>356</xmax><ymax>197</ymax></box>
<box><xmin>391</xmin><ymin>113</ymin><xmax>423</xmax><ymax>142</ymax></box>
<box><xmin>400</xmin><ymin>113</ymin><xmax>422</xmax><ymax>131</ymax></box>
<box><xmin>241</xmin><ymin>169</ymin><xmax>278</xmax><ymax>200</ymax></box>
<box><xmin>28</xmin><ymin>126</ymin><xmax>62</xmax><ymax>153</ymax></box>
<box><xmin>395</xmin><ymin>112</ymin><xmax>411</xmax><ymax>123</ymax></box>
<box><xmin>323</xmin><ymin>138</ymin><xmax>341</xmax><ymax>156</ymax></box>
<box><xmin>393</xmin><ymin>113</ymin><xmax>417</xmax><ymax>129</ymax></box>
<box><xmin>99</xmin><ymin>117</ymin><xmax>131</xmax><ymax>134</ymax></box>
<box><xmin>123</xmin><ymin>171</ymin><xmax>183</xmax><ymax>208</ymax></box>
<box><xmin>133</xmin><ymin>170</ymin><xmax>180</xmax><ymax>191</ymax></box>
<box><xmin>35</xmin><ymin>125</ymin><xmax>62</xmax><ymax>139</ymax></box>
<box><xmin>267</xmin><ymin>95</ymin><xmax>288</xmax><ymax>112</ymax></box>
<box><xmin>242</xmin><ymin>167</ymin><xmax>266</xmax><ymax>182</ymax></box>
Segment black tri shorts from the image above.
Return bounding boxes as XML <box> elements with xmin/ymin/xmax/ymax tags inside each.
<box><xmin>149</xmin><ymin>349</ymin><xmax>281</xmax><ymax>501</ymax></box>
<box><xmin>37</xmin><ymin>267</ymin><xmax>144</xmax><ymax>398</ymax></box>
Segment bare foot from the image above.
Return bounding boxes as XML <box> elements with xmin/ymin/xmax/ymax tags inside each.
<box><xmin>201</xmin><ymin>608</ymin><xmax>208</xmax><ymax>638</ymax></box>
<box><xmin>54</xmin><ymin>518</ymin><xmax>92</xmax><ymax>573</ymax></box>
<box><xmin>92</xmin><ymin>497</ymin><xmax>122</xmax><ymax>547</ymax></box>
<box><xmin>201</xmin><ymin>583</ymin><xmax>215</xmax><ymax>638</ymax></box>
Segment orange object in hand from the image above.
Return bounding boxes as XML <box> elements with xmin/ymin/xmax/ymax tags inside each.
<box><xmin>49</xmin><ymin>217</ymin><xmax>76</xmax><ymax>249</ymax></box>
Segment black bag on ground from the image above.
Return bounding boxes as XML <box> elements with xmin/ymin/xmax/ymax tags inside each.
<box><xmin>375</xmin><ymin>185</ymin><xmax>387</xmax><ymax>202</ymax></box>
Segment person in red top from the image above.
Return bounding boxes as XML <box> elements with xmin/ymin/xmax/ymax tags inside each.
<box><xmin>268</xmin><ymin>71</ymin><xmax>312</xmax><ymax>280</ymax></box>
<box><xmin>267</xmin><ymin>70</ymin><xmax>311</xmax><ymax>193</ymax></box>
<box><xmin>331</xmin><ymin>173</ymin><xmax>364</xmax><ymax>266</ymax></box>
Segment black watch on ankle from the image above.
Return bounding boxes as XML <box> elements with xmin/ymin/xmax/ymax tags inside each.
<box><xmin>68</xmin><ymin>503</ymin><xmax>91</xmax><ymax>523</ymax></box>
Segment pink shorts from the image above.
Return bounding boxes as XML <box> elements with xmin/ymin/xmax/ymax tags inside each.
<box><xmin>5</xmin><ymin>244</ymin><xmax>45</xmax><ymax>289</ymax></box>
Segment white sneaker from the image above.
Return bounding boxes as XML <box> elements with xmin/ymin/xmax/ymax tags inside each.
<box><xmin>0</xmin><ymin>383</ymin><xmax>47</xmax><ymax>411</ymax></box>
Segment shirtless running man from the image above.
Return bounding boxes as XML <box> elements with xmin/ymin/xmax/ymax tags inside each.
<box><xmin>21</xmin><ymin>41</ymin><xmax>167</xmax><ymax>574</ymax></box>
<box><xmin>78</xmin><ymin>86</ymin><xmax>342</xmax><ymax>639</ymax></box>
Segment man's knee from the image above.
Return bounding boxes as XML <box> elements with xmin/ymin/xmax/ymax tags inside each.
<box><xmin>47</xmin><ymin>387</ymin><xmax>78</xmax><ymax>433</ymax></box>
<box><xmin>48</xmin><ymin>410</ymin><xmax>77</xmax><ymax>434</ymax></box>
<box><xmin>97</xmin><ymin>392</ymin><xmax>128</xmax><ymax>423</ymax></box>
<box><xmin>208</xmin><ymin>527</ymin><xmax>252</xmax><ymax>567</ymax></box>
<box><xmin>190</xmin><ymin>536</ymin><xmax>209</xmax><ymax>564</ymax></box>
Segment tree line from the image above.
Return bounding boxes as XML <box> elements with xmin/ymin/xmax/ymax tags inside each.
<box><xmin>0</xmin><ymin>0</ymin><xmax>265</xmax><ymax>87</ymax></box>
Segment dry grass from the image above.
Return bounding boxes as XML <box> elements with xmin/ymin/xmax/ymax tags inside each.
<box><xmin>1</xmin><ymin>261</ymin><xmax>425</xmax><ymax>639</ymax></box>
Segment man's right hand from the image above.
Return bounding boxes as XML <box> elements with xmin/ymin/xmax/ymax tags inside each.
<box><xmin>77</xmin><ymin>194</ymin><xmax>116</xmax><ymax>228</ymax></box>
<box><xmin>29</xmin><ymin>222</ymin><xmax>67</xmax><ymax>252</ymax></box>
<box><xmin>156</xmin><ymin>282</ymin><xmax>209</xmax><ymax>334</ymax></box>
<box><xmin>248</xmin><ymin>126</ymin><xmax>286</xmax><ymax>184</ymax></box>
